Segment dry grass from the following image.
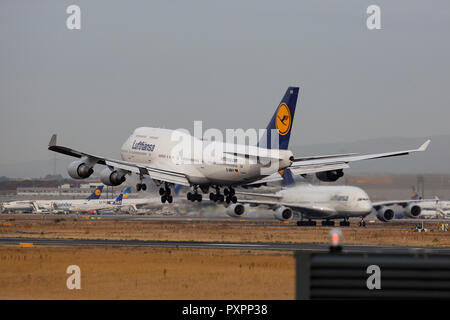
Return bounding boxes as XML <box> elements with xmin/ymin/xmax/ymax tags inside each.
<box><xmin>0</xmin><ymin>245</ymin><xmax>294</xmax><ymax>300</ymax></box>
<box><xmin>0</xmin><ymin>215</ymin><xmax>449</xmax><ymax>247</ymax></box>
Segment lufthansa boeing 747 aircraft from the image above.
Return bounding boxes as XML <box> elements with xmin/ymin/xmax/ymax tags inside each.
<box><xmin>48</xmin><ymin>87</ymin><xmax>430</xmax><ymax>204</ymax></box>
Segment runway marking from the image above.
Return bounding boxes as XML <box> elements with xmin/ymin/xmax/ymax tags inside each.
<box><xmin>0</xmin><ymin>237</ymin><xmax>449</xmax><ymax>254</ymax></box>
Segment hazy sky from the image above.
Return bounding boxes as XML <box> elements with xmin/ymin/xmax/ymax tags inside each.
<box><xmin>1</xmin><ymin>0</ymin><xmax>449</xmax><ymax>167</ymax></box>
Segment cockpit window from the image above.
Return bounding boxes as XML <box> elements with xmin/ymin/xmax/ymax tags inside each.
<box><xmin>358</xmin><ymin>198</ymin><xmax>369</xmax><ymax>201</ymax></box>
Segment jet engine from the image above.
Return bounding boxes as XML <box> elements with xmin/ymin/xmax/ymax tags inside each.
<box><xmin>273</xmin><ymin>206</ymin><xmax>293</xmax><ymax>221</ymax></box>
<box><xmin>376</xmin><ymin>206</ymin><xmax>395</xmax><ymax>222</ymax></box>
<box><xmin>68</xmin><ymin>160</ymin><xmax>94</xmax><ymax>179</ymax></box>
<box><xmin>403</xmin><ymin>203</ymin><xmax>421</xmax><ymax>218</ymax></box>
<box><xmin>226</xmin><ymin>203</ymin><xmax>245</xmax><ymax>217</ymax></box>
<box><xmin>100</xmin><ymin>167</ymin><xmax>127</xmax><ymax>186</ymax></box>
<box><xmin>316</xmin><ymin>169</ymin><xmax>344</xmax><ymax>182</ymax></box>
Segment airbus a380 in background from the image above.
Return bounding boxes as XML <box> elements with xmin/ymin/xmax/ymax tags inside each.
<box><xmin>1</xmin><ymin>186</ymin><xmax>104</xmax><ymax>213</ymax></box>
<box><xmin>228</xmin><ymin>169</ymin><xmax>427</xmax><ymax>226</ymax></box>
<box><xmin>48</xmin><ymin>87</ymin><xmax>430</xmax><ymax>204</ymax></box>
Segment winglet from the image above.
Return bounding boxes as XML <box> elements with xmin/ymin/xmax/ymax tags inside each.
<box><xmin>418</xmin><ymin>139</ymin><xmax>431</xmax><ymax>152</ymax></box>
<box><xmin>49</xmin><ymin>134</ymin><xmax>57</xmax><ymax>147</ymax></box>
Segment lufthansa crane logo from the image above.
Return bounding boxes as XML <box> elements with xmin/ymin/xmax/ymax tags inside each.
<box><xmin>275</xmin><ymin>103</ymin><xmax>291</xmax><ymax>136</ymax></box>
<box><xmin>95</xmin><ymin>189</ymin><xmax>101</xmax><ymax>196</ymax></box>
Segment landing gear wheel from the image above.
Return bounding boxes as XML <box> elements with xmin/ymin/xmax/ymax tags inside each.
<box><xmin>187</xmin><ymin>192</ymin><xmax>193</xmax><ymax>201</ymax></box>
<box><xmin>209</xmin><ymin>193</ymin><xmax>215</xmax><ymax>201</ymax></box>
<box><xmin>298</xmin><ymin>220</ymin><xmax>317</xmax><ymax>226</ymax></box>
<box><xmin>141</xmin><ymin>184</ymin><xmax>147</xmax><ymax>191</ymax></box>
<box><xmin>339</xmin><ymin>220</ymin><xmax>350</xmax><ymax>227</ymax></box>
<box><xmin>231</xmin><ymin>196</ymin><xmax>237</xmax><ymax>203</ymax></box>
<box><xmin>359</xmin><ymin>220</ymin><xmax>366</xmax><ymax>227</ymax></box>
<box><xmin>159</xmin><ymin>188</ymin><xmax>165</xmax><ymax>196</ymax></box>
<box><xmin>167</xmin><ymin>195</ymin><xmax>173</xmax><ymax>203</ymax></box>
<box><xmin>136</xmin><ymin>184</ymin><xmax>142</xmax><ymax>192</ymax></box>
<box><xmin>224</xmin><ymin>188</ymin><xmax>229</xmax><ymax>196</ymax></box>
<box><xmin>322</xmin><ymin>220</ymin><xmax>335</xmax><ymax>227</ymax></box>
<box><xmin>161</xmin><ymin>195</ymin><xmax>167</xmax><ymax>203</ymax></box>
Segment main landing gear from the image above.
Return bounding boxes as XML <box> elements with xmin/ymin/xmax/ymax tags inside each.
<box><xmin>339</xmin><ymin>218</ymin><xmax>350</xmax><ymax>227</ymax></box>
<box><xmin>187</xmin><ymin>186</ymin><xmax>202</xmax><ymax>202</ymax></box>
<box><xmin>159</xmin><ymin>184</ymin><xmax>173</xmax><ymax>203</ymax></box>
<box><xmin>209</xmin><ymin>187</ymin><xmax>237</xmax><ymax>203</ymax></box>
<box><xmin>297</xmin><ymin>220</ymin><xmax>317</xmax><ymax>227</ymax></box>
<box><xmin>321</xmin><ymin>219</ymin><xmax>335</xmax><ymax>227</ymax></box>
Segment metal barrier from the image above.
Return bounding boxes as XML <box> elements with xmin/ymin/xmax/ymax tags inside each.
<box><xmin>296</xmin><ymin>251</ymin><xmax>450</xmax><ymax>299</ymax></box>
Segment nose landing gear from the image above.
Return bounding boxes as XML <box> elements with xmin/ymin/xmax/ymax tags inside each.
<box><xmin>358</xmin><ymin>218</ymin><xmax>366</xmax><ymax>227</ymax></box>
<box><xmin>136</xmin><ymin>175</ymin><xmax>147</xmax><ymax>192</ymax></box>
<box><xmin>136</xmin><ymin>183</ymin><xmax>147</xmax><ymax>191</ymax></box>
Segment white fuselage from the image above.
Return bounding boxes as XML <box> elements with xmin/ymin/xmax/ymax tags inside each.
<box><xmin>415</xmin><ymin>200</ymin><xmax>450</xmax><ymax>218</ymax></box>
<box><xmin>52</xmin><ymin>199</ymin><xmax>120</xmax><ymax>213</ymax></box>
<box><xmin>276</xmin><ymin>185</ymin><xmax>373</xmax><ymax>219</ymax></box>
<box><xmin>1</xmin><ymin>201</ymin><xmax>35</xmax><ymax>212</ymax></box>
<box><xmin>120</xmin><ymin>127</ymin><xmax>293</xmax><ymax>186</ymax></box>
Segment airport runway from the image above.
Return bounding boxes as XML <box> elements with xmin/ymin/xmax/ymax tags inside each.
<box><xmin>1</xmin><ymin>237</ymin><xmax>450</xmax><ymax>254</ymax></box>
<box><xmin>2</xmin><ymin>213</ymin><xmax>446</xmax><ymax>231</ymax></box>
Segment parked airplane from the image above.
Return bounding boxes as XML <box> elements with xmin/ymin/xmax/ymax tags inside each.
<box><xmin>0</xmin><ymin>186</ymin><xmax>104</xmax><ymax>213</ymax></box>
<box><xmin>416</xmin><ymin>198</ymin><xmax>450</xmax><ymax>218</ymax></box>
<box><xmin>396</xmin><ymin>196</ymin><xmax>450</xmax><ymax>219</ymax></box>
<box><xmin>109</xmin><ymin>187</ymin><xmax>160</xmax><ymax>214</ymax></box>
<box><xmin>48</xmin><ymin>87</ymin><xmax>430</xmax><ymax>205</ymax></box>
<box><xmin>227</xmin><ymin>169</ymin><xmax>426</xmax><ymax>226</ymax></box>
<box><xmin>52</xmin><ymin>187</ymin><xmax>130</xmax><ymax>214</ymax></box>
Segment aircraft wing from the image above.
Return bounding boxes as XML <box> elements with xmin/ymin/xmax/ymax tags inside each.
<box><xmin>244</xmin><ymin>163</ymin><xmax>350</xmax><ymax>186</ymax></box>
<box><xmin>235</xmin><ymin>191</ymin><xmax>283</xmax><ymax>200</ymax></box>
<box><xmin>48</xmin><ymin>134</ymin><xmax>191</xmax><ymax>186</ymax></box>
<box><xmin>246</xmin><ymin>140</ymin><xmax>430</xmax><ymax>186</ymax></box>
<box><xmin>290</xmin><ymin>140</ymin><xmax>430</xmax><ymax>173</ymax></box>
<box><xmin>372</xmin><ymin>198</ymin><xmax>438</xmax><ymax>210</ymax></box>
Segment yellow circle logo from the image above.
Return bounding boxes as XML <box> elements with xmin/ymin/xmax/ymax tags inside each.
<box><xmin>95</xmin><ymin>189</ymin><xmax>101</xmax><ymax>196</ymax></box>
<box><xmin>275</xmin><ymin>103</ymin><xmax>291</xmax><ymax>136</ymax></box>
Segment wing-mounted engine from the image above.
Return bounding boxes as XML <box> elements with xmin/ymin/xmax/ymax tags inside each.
<box><xmin>273</xmin><ymin>206</ymin><xmax>293</xmax><ymax>221</ymax></box>
<box><xmin>226</xmin><ymin>203</ymin><xmax>245</xmax><ymax>217</ymax></box>
<box><xmin>403</xmin><ymin>203</ymin><xmax>421</xmax><ymax>218</ymax></box>
<box><xmin>376</xmin><ymin>206</ymin><xmax>395</xmax><ymax>222</ymax></box>
<box><xmin>100</xmin><ymin>167</ymin><xmax>128</xmax><ymax>186</ymax></box>
<box><xmin>68</xmin><ymin>160</ymin><xmax>94</xmax><ymax>179</ymax></box>
<box><xmin>316</xmin><ymin>169</ymin><xmax>344</xmax><ymax>182</ymax></box>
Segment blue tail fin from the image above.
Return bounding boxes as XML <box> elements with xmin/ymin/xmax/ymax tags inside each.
<box><xmin>87</xmin><ymin>186</ymin><xmax>104</xmax><ymax>200</ymax></box>
<box><xmin>113</xmin><ymin>186</ymin><xmax>131</xmax><ymax>205</ymax></box>
<box><xmin>258</xmin><ymin>87</ymin><xmax>299</xmax><ymax>150</ymax></box>
<box><xmin>281</xmin><ymin>168</ymin><xmax>296</xmax><ymax>187</ymax></box>
<box><xmin>174</xmin><ymin>185</ymin><xmax>182</xmax><ymax>196</ymax></box>
<box><xmin>122</xmin><ymin>187</ymin><xmax>131</xmax><ymax>200</ymax></box>
<box><xmin>112</xmin><ymin>193</ymin><xmax>123</xmax><ymax>205</ymax></box>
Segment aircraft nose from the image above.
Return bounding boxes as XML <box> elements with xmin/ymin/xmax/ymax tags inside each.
<box><xmin>362</xmin><ymin>201</ymin><xmax>373</xmax><ymax>213</ymax></box>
